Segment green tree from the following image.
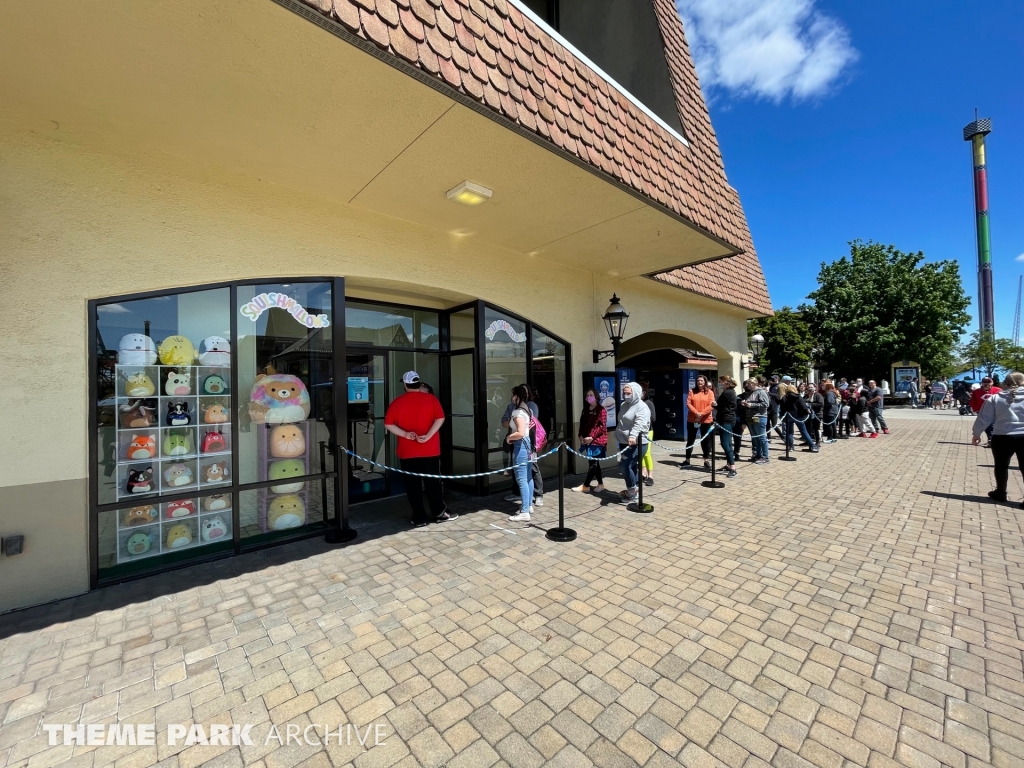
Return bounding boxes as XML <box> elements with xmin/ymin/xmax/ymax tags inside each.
<box><xmin>802</xmin><ymin>241</ymin><xmax>970</xmax><ymax>381</ymax></box>
<box><xmin>748</xmin><ymin>307</ymin><xmax>815</xmax><ymax>379</ymax></box>
<box><xmin>959</xmin><ymin>331</ymin><xmax>1013</xmax><ymax>378</ymax></box>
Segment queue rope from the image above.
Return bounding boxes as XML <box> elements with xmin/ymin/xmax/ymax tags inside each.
<box><xmin>343</xmin><ymin>405</ymin><xmax>863</xmax><ymax>480</ymax></box>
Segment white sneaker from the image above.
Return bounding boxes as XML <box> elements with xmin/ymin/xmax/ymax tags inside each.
<box><xmin>533</xmin><ymin>497</ymin><xmax>545</xmax><ymax>507</ymax></box>
<box><xmin>508</xmin><ymin>511</ymin><xmax>532</xmax><ymax>522</ymax></box>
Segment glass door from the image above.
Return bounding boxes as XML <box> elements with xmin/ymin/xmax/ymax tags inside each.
<box><xmin>446</xmin><ymin>350</ymin><xmax>477</xmax><ymax>491</ymax></box>
<box><xmin>346</xmin><ymin>353</ymin><xmax>387</xmax><ymax>502</ymax></box>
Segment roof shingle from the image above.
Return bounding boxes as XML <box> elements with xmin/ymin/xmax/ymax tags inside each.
<box><xmin>295</xmin><ymin>0</ymin><xmax>772</xmax><ymax>314</ymax></box>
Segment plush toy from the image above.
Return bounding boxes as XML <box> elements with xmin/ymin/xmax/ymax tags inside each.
<box><xmin>165</xmin><ymin>523</ymin><xmax>193</xmax><ymax>549</ymax></box>
<box><xmin>164</xmin><ymin>499</ymin><xmax>196</xmax><ymax>518</ymax></box>
<box><xmin>126</xmin><ymin>434</ymin><xmax>157</xmax><ymax>460</ymax></box>
<box><xmin>163</xmin><ymin>431</ymin><xmax>194</xmax><ymax>457</ymax></box>
<box><xmin>198</xmin><ymin>336</ymin><xmax>231</xmax><ymax>366</ymax></box>
<box><xmin>166</xmin><ymin>401</ymin><xmax>191</xmax><ymax>426</ymax></box>
<box><xmin>126</xmin><ymin>467</ymin><xmax>154</xmax><ymax>494</ymax></box>
<box><xmin>123</xmin><ymin>505</ymin><xmax>157</xmax><ymax>526</ymax></box>
<box><xmin>202</xmin><ymin>493</ymin><xmax>230</xmax><ymax>511</ymax></box>
<box><xmin>267</xmin><ymin>495</ymin><xmax>305</xmax><ymax>530</ymax></box>
<box><xmin>120</xmin><ymin>400</ymin><xmax>156</xmax><ymax>428</ymax></box>
<box><xmin>202</xmin><ymin>403</ymin><xmax>229</xmax><ymax>424</ymax></box>
<box><xmin>165</xmin><ymin>371</ymin><xmax>192</xmax><ymax>396</ymax></box>
<box><xmin>203</xmin><ymin>374</ymin><xmax>229</xmax><ymax>395</ymax></box>
<box><xmin>270</xmin><ymin>424</ymin><xmax>305</xmax><ymax>458</ymax></box>
<box><xmin>158</xmin><ymin>335</ymin><xmax>197</xmax><ymax>366</ymax></box>
<box><xmin>125</xmin><ymin>372</ymin><xmax>156</xmax><ymax>397</ymax></box>
<box><xmin>248</xmin><ymin>374</ymin><xmax>310</xmax><ymax>424</ymax></box>
<box><xmin>268</xmin><ymin>459</ymin><xmax>305</xmax><ymax>494</ymax></box>
<box><xmin>200</xmin><ymin>431</ymin><xmax>227</xmax><ymax>454</ymax></box>
<box><xmin>201</xmin><ymin>461</ymin><xmax>229</xmax><ymax>484</ymax></box>
<box><xmin>124</xmin><ymin>531</ymin><xmax>154</xmax><ymax>556</ymax></box>
<box><xmin>118</xmin><ymin>334</ymin><xmax>158</xmax><ymax>366</ymax></box>
<box><xmin>201</xmin><ymin>516</ymin><xmax>229</xmax><ymax>542</ymax></box>
<box><xmin>163</xmin><ymin>463</ymin><xmax>193</xmax><ymax>487</ymax></box>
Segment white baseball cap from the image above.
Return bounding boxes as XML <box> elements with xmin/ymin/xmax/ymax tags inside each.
<box><xmin>402</xmin><ymin>371</ymin><xmax>421</xmax><ymax>385</ymax></box>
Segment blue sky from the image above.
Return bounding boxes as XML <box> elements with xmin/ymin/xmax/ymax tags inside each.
<box><xmin>676</xmin><ymin>0</ymin><xmax>1024</xmax><ymax>338</ymax></box>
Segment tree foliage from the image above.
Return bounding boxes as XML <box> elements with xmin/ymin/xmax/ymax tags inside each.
<box><xmin>958</xmin><ymin>331</ymin><xmax>1013</xmax><ymax>378</ymax></box>
<box><xmin>801</xmin><ymin>241</ymin><xmax>970</xmax><ymax>381</ymax></box>
<box><xmin>747</xmin><ymin>307</ymin><xmax>815</xmax><ymax>378</ymax></box>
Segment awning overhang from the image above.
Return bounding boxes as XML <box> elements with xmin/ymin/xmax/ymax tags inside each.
<box><xmin>0</xmin><ymin>0</ymin><xmax>736</xmax><ymax>278</ymax></box>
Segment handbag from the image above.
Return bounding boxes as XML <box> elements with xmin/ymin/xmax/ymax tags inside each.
<box><xmin>582</xmin><ymin>444</ymin><xmax>605</xmax><ymax>459</ymax></box>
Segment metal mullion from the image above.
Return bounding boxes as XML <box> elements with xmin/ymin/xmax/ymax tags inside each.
<box><xmin>87</xmin><ymin>302</ymin><xmax>100</xmax><ymax>589</ymax></box>
<box><xmin>230</xmin><ymin>284</ymin><xmax>241</xmax><ymax>555</ymax></box>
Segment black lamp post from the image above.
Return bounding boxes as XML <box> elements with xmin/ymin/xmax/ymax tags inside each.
<box><xmin>593</xmin><ymin>294</ymin><xmax>629</xmax><ymax>364</ymax></box>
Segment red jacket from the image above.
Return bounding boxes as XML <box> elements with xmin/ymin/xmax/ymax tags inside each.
<box><xmin>971</xmin><ymin>386</ymin><xmax>998</xmax><ymax>413</ymax></box>
<box><xmin>578</xmin><ymin>407</ymin><xmax>608</xmax><ymax>445</ymax></box>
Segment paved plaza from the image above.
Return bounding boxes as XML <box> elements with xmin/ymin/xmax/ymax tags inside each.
<box><xmin>2</xmin><ymin>410</ymin><xmax>1023</xmax><ymax>768</ymax></box>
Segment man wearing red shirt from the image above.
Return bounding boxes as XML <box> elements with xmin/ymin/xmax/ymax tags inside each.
<box><xmin>971</xmin><ymin>377</ymin><xmax>998</xmax><ymax>413</ymax></box>
<box><xmin>384</xmin><ymin>371</ymin><xmax>456</xmax><ymax>527</ymax></box>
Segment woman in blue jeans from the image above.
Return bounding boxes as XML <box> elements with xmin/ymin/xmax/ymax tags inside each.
<box><xmin>740</xmin><ymin>378</ymin><xmax>770</xmax><ymax>463</ymax></box>
<box><xmin>616</xmin><ymin>381</ymin><xmax>652</xmax><ymax>502</ymax></box>
<box><xmin>505</xmin><ymin>385</ymin><xmax>535</xmax><ymax>522</ymax></box>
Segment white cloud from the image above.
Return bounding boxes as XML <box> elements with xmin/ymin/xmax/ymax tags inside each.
<box><xmin>1015</xmin><ymin>253</ymin><xmax>1024</xmax><ymax>262</ymax></box>
<box><xmin>676</xmin><ymin>0</ymin><xmax>858</xmax><ymax>102</ymax></box>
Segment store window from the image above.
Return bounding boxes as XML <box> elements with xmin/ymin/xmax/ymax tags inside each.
<box><xmin>236</xmin><ymin>282</ymin><xmax>334</xmax><ymax>545</ymax></box>
<box><xmin>532</xmin><ymin>329</ymin><xmax>568</xmax><ymax>474</ymax></box>
<box><xmin>91</xmin><ymin>279</ymin><xmax>343</xmax><ymax>584</ymax></box>
<box><xmin>93</xmin><ymin>287</ymin><xmax>234</xmax><ymax>578</ymax></box>
<box><xmin>483</xmin><ymin>308</ymin><xmax>528</xmax><ymax>466</ymax></box>
<box><xmin>347</xmin><ymin>302</ymin><xmax>439</xmax><ymax>349</ymax></box>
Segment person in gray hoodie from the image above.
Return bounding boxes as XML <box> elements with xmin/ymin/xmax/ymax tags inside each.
<box><xmin>616</xmin><ymin>381</ymin><xmax>652</xmax><ymax>501</ymax></box>
<box><xmin>972</xmin><ymin>371</ymin><xmax>1024</xmax><ymax>503</ymax></box>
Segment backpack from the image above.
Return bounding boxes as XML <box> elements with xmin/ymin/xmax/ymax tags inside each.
<box><xmin>531</xmin><ymin>414</ymin><xmax>547</xmax><ymax>453</ymax></box>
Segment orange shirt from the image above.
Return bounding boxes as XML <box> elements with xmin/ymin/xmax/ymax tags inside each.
<box><xmin>687</xmin><ymin>389</ymin><xmax>715</xmax><ymax>424</ymax></box>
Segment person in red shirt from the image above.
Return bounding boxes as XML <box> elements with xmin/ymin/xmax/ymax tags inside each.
<box><xmin>971</xmin><ymin>377</ymin><xmax>999</xmax><ymax>413</ymax></box>
<box><xmin>971</xmin><ymin>377</ymin><xmax>999</xmax><ymax>446</ymax></box>
<box><xmin>384</xmin><ymin>371</ymin><xmax>456</xmax><ymax>527</ymax></box>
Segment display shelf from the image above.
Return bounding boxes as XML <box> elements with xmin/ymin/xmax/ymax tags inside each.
<box><xmin>114</xmin><ymin>496</ymin><xmax>233</xmax><ymax>563</ymax></box>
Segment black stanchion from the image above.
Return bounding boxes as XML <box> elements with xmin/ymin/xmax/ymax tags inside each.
<box><xmin>630</xmin><ymin>433</ymin><xmax>654</xmax><ymax>512</ymax></box>
<box><xmin>778</xmin><ymin>419</ymin><xmax>797</xmax><ymax>461</ymax></box>
<box><xmin>326</xmin><ymin>443</ymin><xmax>358</xmax><ymax>544</ymax></box>
<box><xmin>701</xmin><ymin>425</ymin><xmax>725</xmax><ymax>488</ymax></box>
<box><xmin>547</xmin><ymin>443</ymin><xmax>578</xmax><ymax>541</ymax></box>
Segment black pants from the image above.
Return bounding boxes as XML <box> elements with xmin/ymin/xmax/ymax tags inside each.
<box><xmin>400</xmin><ymin>456</ymin><xmax>446</xmax><ymax>524</ymax></box>
<box><xmin>823</xmin><ymin>422</ymin><xmax>836</xmax><ymax>441</ymax></box>
<box><xmin>685</xmin><ymin>423</ymin><xmax>711</xmax><ymax>461</ymax></box>
<box><xmin>990</xmin><ymin>435</ymin><xmax>1024</xmax><ymax>494</ymax></box>
<box><xmin>584</xmin><ymin>460</ymin><xmax>604</xmax><ymax>486</ymax></box>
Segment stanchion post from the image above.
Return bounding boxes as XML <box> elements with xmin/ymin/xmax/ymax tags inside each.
<box><xmin>546</xmin><ymin>443</ymin><xmax>578</xmax><ymax>541</ymax></box>
<box><xmin>778</xmin><ymin>416</ymin><xmax>797</xmax><ymax>461</ymax></box>
<box><xmin>326</xmin><ymin>443</ymin><xmax>358</xmax><ymax>543</ymax></box>
<box><xmin>702</xmin><ymin>424</ymin><xmax>725</xmax><ymax>488</ymax></box>
<box><xmin>631</xmin><ymin>433</ymin><xmax>654</xmax><ymax>512</ymax></box>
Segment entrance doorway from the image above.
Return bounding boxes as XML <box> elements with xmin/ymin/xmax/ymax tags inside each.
<box><xmin>345</xmin><ymin>348</ymin><xmax>441</xmax><ymax>503</ymax></box>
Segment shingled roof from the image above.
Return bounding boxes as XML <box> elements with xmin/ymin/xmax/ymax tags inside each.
<box><xmin>288</xmin><ymin>0</ymin><xmax>772</xmax><ymax>315</ymax></box>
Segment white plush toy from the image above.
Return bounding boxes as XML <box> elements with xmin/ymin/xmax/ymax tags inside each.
<box><xmin>198</xmin><ymin>336</ymin><xmax>231</xmax><ymax>366</ymax></box>
<box><xmin>118</xmin><ymin>334</ymin><xmax>158</xmax><ymax>366</ymax></box>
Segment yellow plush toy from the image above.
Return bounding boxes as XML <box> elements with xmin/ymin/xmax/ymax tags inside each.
<box><xmin>158</xmin><ymin>335</ymin><xmax>197</xmax><ymax>366</ymax></box>
<box><xmin>165</xmin><ymin>523</ymin><xmax>193</xmax><ymax>549</ymax></box>
<box><xmin>267</xmin><ymin>495</ymin><xmax>305</xmax><ymax>530</ymax></box>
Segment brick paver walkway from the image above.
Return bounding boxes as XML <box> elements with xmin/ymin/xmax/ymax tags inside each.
<box><xmin>2</xmin><ymin>412</ymin><xmax>1023</xmax><ymax>768</ymax></box>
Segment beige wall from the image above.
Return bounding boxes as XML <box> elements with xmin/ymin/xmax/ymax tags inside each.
<box><xmin>0</xmin><ymin>114</ymin><xmax>750</xmax><ymax>610</ymax></box>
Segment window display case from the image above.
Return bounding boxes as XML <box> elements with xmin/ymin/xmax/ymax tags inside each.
<box><xmin>90</xmin><ymin>279</ymin><xmax>346</xmax><ymax>585</ymax></box>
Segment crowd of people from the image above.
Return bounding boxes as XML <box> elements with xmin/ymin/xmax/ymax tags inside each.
<box><xmin>382</xmin><ymin>367</ymin><xmax>1002</xmax><ymax>528</ymax></box>
<box><xmin>375</xmin><ymin>363</ymin><xmax>1024</xmax><ymax>527</ymax></box>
